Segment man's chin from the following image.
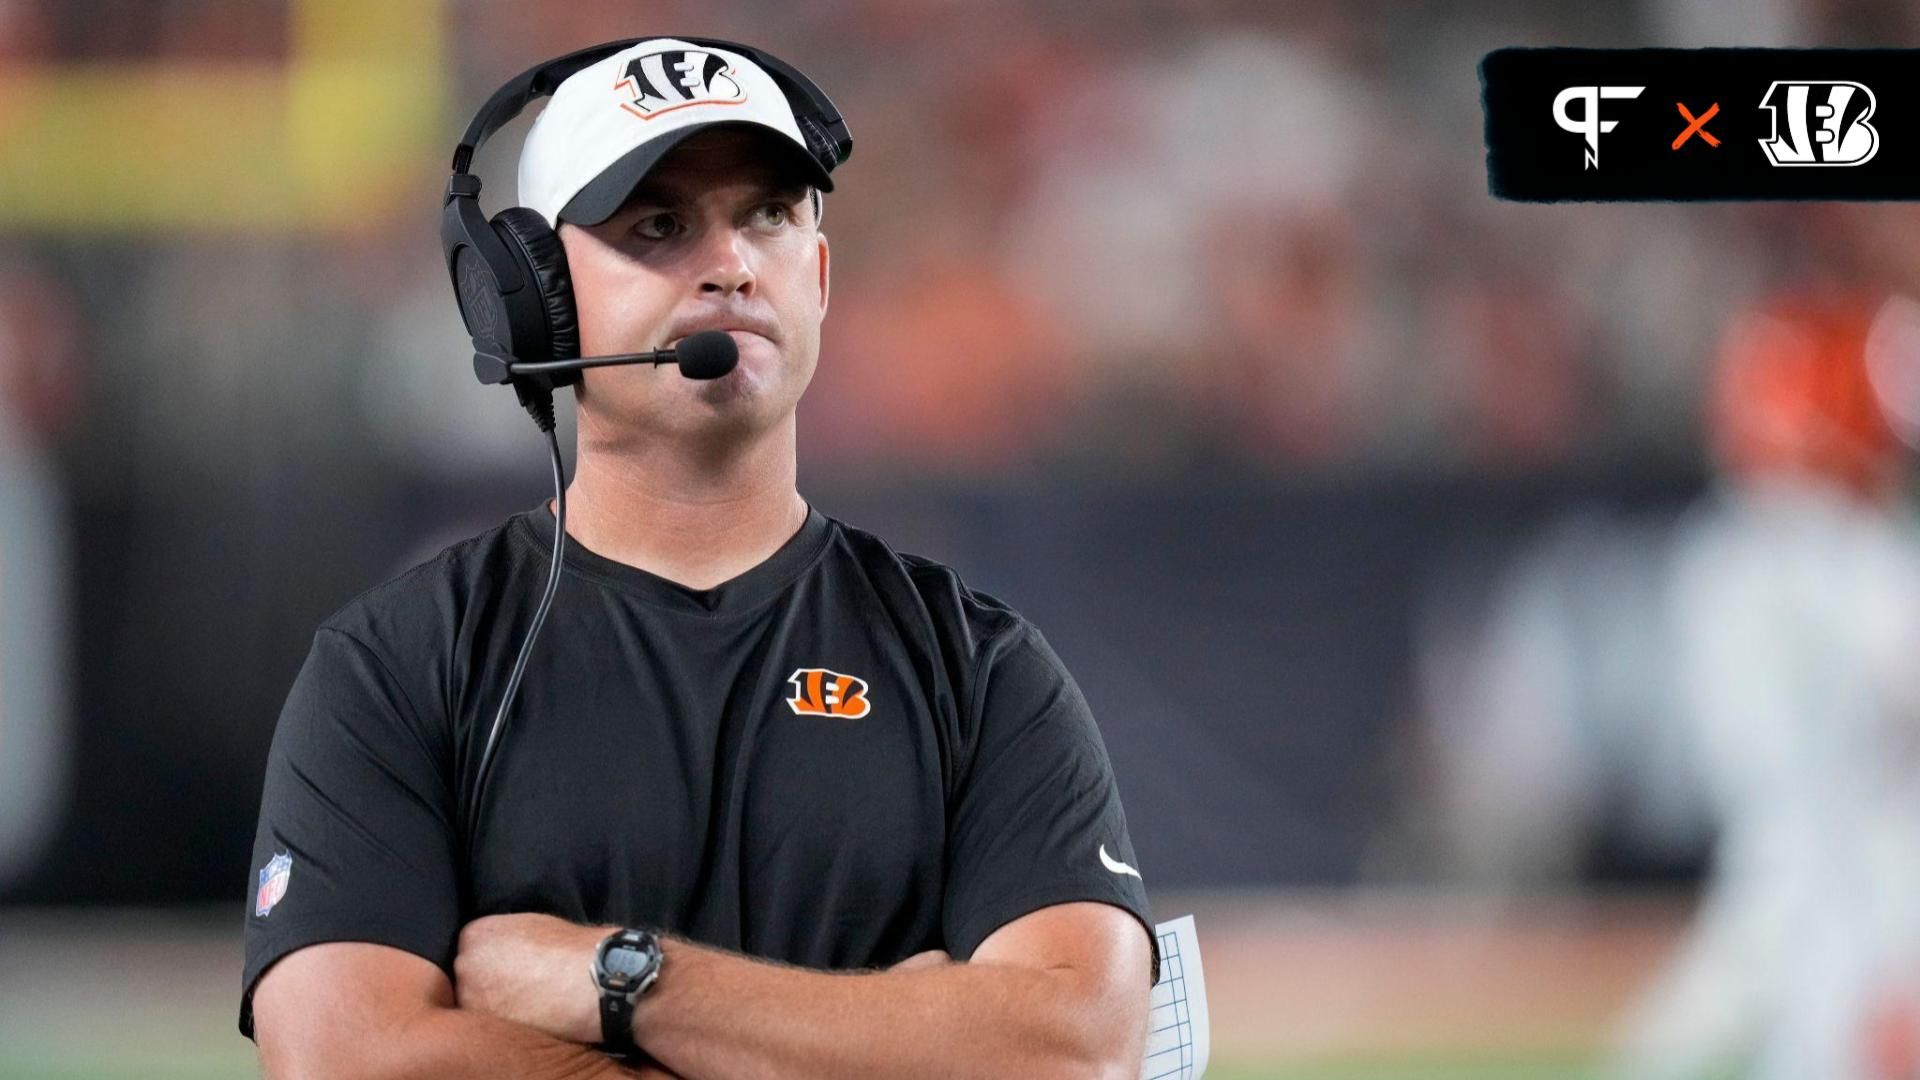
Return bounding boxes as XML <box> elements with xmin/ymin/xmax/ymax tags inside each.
<box><xmin>579</xmin><ymin>345</ymin><xmax>807</xmax><ymax>442</ymax></box>
<box><xmin>689</xmin><ymin>355</ymin><xmax>763</xmax><ymax>404</ymax></box>
<box><xmin>672</xmin><ymin>368</ymin><xmax>792</xmax><ymax>440</ymax></box>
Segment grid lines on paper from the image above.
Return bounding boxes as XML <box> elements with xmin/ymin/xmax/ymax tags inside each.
<box><xmin>1140</xmin><ymin>928</ymin><xmax>1192</xmax><ymax>1079</ymax></box>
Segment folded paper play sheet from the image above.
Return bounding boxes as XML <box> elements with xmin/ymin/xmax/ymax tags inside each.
<box><xmin>1141</xmin><ymin>915</ymin><xmax>1209</xmax><ymax>1080</ymax></box>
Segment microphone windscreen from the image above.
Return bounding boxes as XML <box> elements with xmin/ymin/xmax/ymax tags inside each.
<box><xmin>675</xmin><ymin>330</ymin><xmax>739</xmax><ymax>380</ymax></box>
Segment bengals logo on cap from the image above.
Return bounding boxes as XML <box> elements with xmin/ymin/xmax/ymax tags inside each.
<box><xmin>786</xmin><ymin>668</ymin><xmax>871</xmax><ymax>719</ymax></box>
<box><xmin>615</xmin><ymin>48</ymin><xmax>748</xmax><ymax>120</ymax></box>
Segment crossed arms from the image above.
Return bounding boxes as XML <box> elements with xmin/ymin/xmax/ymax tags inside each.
<box><xmin>251</xmin><ymin>899</ymin><xmax>1150</xmax><ymax>1080</ymax></box>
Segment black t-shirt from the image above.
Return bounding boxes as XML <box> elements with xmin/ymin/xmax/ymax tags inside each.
<box><xmin>240</xmin><ymin>502</ymin><xmax>1155</xmax><ymax>1036</ymax></box>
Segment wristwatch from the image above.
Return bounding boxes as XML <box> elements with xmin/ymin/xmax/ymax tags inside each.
<box><xmin>591</xmin><ymin>927</ymin><xmax>663</xmax><ymax>1055</ymax></box>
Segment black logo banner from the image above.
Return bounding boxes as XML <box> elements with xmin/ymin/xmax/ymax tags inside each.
<box><xmin>1482</xmin><ymin>48</ymin><xmax>1920</xmax><ymax>200</ymax></box>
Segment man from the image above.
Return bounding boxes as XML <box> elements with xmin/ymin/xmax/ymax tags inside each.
<box><xmin>242</xmin><ymin>37</ymin><xmax>1156</xmax><ymax>1079</ymax></box>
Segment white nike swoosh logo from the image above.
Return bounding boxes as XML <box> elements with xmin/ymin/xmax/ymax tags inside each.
<box><xmin>1099</xmin><ymin>844</ymin><xmax>1142</xmax><ymax>880</ymax></box>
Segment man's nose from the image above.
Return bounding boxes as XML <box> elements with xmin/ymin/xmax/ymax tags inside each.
<box><xmin>698</xmin><ymin>227</ymin><xmax>755</xmax><ymax>298</ymax></box>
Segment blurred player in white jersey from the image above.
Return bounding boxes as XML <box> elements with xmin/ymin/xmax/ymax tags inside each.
<box><xmin>1620</xmin><ymin>291</ymin><xmax>1920</xmax><ymax>1080</ymax></box>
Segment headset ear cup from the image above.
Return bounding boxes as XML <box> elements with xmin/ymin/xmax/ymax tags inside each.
<box><xmin>491</xmin><ymin>207</ymin><xmax>581</xmax><ymax>365</ymax></box>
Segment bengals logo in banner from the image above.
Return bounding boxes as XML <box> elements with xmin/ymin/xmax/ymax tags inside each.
<box><xmin>1758</xmin><ymin>81</ymin><xmax>1879</xmax><ymax>167</ymax></box>
<box><xmin>786</xmin><ymin>668</ymin><xmax>871</xmax><ymax>719</ymax></box>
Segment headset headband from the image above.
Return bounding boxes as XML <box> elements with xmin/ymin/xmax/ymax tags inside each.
<box><xmin>449</xmin><ymin>36</ymin><xmax>853</xmax><ymax>182</ymax></box>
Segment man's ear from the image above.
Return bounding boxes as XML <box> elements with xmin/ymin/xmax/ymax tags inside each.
<box><xmin>815</xmin><ymin>230</ymin><xmax>830</xmax><ymax>318</ymax></box>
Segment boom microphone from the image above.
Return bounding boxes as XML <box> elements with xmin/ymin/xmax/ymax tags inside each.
<box><xmin>670</xmin><ymin>330</ymin><xmax>740</xmax><ymax>380</ymax></box>
<box><xmin>472</xmin><ymin>329</ymin><xmax>741</xmax><ymax>384</ymax></box>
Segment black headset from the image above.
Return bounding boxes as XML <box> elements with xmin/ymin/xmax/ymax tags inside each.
<box><xmin>441</xmin><ymin>36</ymin><xmax>854</xmax><ymax>427</ymax></box>
<box><xmin>445</xmin><ymin>38</ymin><xmax>852</xmax><ymax>855</ymax></box>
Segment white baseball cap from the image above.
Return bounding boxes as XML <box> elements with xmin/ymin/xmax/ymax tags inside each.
<box><xmin>517</xmin><ymin>38</ymin><xmax>837</xmax><ymax>228</ymax></box>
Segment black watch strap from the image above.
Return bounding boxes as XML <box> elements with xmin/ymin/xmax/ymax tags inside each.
<box><xmin>600</xmin><ymin>986</ymin><xmax>640</xmax><ymax>1055</ymax></box>
<box><xmin>592</xmin><ymin>928</ymin><xmax>661</xmax><ymax>1056</ymax></box>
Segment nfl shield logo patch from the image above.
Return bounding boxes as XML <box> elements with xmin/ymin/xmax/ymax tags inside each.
<box><xmin>255</xmin><ymin>851</ymin><xmax>292</xmax><ymax>917</ymax></box>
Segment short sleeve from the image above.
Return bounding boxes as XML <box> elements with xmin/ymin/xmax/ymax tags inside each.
<box><xmin>942</xmin><ymin>624</ymin><xmax>1158</xmax><ymax>984</ymax></box>
<box><xmin>239</xmin><ymin>626</ymin><xmax>461</xmax><ymax>1038</ymax></box>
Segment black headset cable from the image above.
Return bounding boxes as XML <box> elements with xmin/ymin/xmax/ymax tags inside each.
<box><xmin>465</xmin><ymin>392</ymin><xmax>565</xmax><ymax>857</ymax></box>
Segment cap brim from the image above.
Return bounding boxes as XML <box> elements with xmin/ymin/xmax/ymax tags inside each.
<box><xmin>556</xmin><ymin>121</ymin><xmax>835</xmax><ymax>226</ymax></box>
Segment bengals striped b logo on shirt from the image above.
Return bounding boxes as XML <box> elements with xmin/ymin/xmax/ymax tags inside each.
<box><xmin>786</xmin><ymin>668</ymin><xmax>871</xmax><ymax>719</ymax></box>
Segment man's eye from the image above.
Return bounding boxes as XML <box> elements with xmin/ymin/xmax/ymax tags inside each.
<box><xmin>633</xmin><ymin>213</ymin><xmax>681</xmax><ymax>240</ymax></box>
<box><xmin>754</xmin><ymin>203</ymin><xmax>790</xmax><ymax>227</ymax></box>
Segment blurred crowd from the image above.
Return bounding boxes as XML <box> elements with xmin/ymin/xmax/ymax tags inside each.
<box><xmin>2</xmin><ymin>0</ymin><xmax>1915</xmax><ymax>484</ymax></box>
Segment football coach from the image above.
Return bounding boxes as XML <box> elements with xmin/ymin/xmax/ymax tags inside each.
<box><xmin>241</xmin><ymin>36</ymin><xmax>1157</xmax><ymax>1080</ymax></box>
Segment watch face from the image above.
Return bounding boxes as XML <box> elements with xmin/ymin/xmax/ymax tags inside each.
<box><xmin>598</xmin><ymin>932</ymin><xmax>659</xmax><ymax>996</ymax></box>
<box><xmin>604</xmin><ymin>945</ymin><xmax>651</xmax><ymax>981</ymax></box>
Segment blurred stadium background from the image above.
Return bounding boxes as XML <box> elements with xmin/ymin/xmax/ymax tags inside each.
<box><xmin>4</xmin><ymin>1</ymin><xmax>1920</xmax><ymax>1077</ymax></box>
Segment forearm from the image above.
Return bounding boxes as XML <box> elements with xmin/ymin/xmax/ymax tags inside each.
<box><xmin>635</xmin><ymin>940</ymin><xmax>1138</xmax><ymax>1080</ymax></box>
<box><xmin>262</xmin><ymin>1003</ymin><xmax>669</xmax><ymax>1080</ymax></box>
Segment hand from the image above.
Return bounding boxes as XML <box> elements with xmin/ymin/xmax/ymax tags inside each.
<box><xmin>455</xmin><ymin>912</ymin><xmax>607</xmax><ymax>1045</ymax></box>
<box><xmin>889</xmin><ymin>949</ymin><xmax>952</xmax><ymax>971</ymax></box>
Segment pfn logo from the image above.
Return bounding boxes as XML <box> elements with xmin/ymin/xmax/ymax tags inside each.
<box><xmin>786</xmin><ymin>668</ymin><xmax>872</xmax><ymax>719</ymax></box>
<box><xmin>1758</xmin><ymin>81</ymin><xmax>1879</xmax><ymax>166</ymax></box>
<box><xmin>1553</xmin><ymin>85</ymin><xmax>1645</xmax><ymax>169</ymax></box>
<box><xmin>616</xmin><ymin>49</ymin><xmax>746</xmax><ymax>119</ymax></box>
